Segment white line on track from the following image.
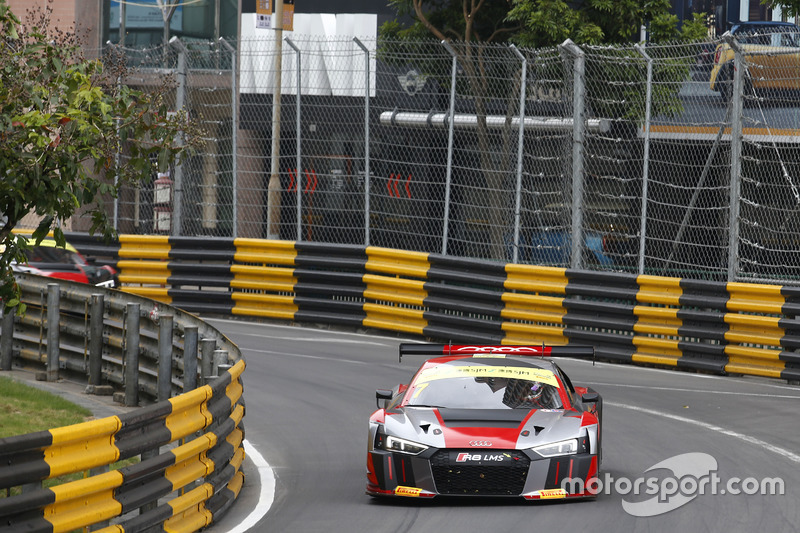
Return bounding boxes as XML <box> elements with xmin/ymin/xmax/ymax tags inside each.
<box><xmin>584</xmin><ymin>382</ymin><xmax>800</xmax><ymax>399</ymax></box>
<box><xmin>607</xmin><ymin>401</ymin><xmax>800</xmax><ymax>465</ymax></box>
<box><xmin>226</xmin><ymin>440</ymin><xmax>275</xmax><ymax>533</ymax></box>
<box><xmin>246</xmin><ymin>348</ymin><xmax>371</xmax><ymax>365</ymax></box>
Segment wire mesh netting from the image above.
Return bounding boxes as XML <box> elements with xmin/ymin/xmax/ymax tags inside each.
<box><xmin>25</xmin><ymin>32</ymin><xmax>800</xmax><ymax>284</ymax></box>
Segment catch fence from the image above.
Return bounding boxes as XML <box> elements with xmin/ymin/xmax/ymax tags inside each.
<box><xmin>70</xmin><ymin>34</ymin><xmax>800</xmax><ymax>284</ymax></box>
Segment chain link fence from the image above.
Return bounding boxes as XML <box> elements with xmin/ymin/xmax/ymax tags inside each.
<box><xmin>39</xmin><ymin>33</ymin><xmax>800</xmax><ymax>284</ymax></box>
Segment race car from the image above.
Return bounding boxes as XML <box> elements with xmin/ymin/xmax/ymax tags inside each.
<box><xmin>10</xmin><ymin>232</ymin><xmax>118</xmax><ymax>288</ymax></box>
<box><xmin>366</xmin><ymin>344</ymin><xmax>602</xmax><ymax>500</ymax></box>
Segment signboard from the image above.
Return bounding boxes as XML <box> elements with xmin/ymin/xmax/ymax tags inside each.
<box><xmin>255</xmin><ymin>0</ymin><xmax>295</xmax><ymax>30</ymax></box>
<box><xmin>256</xmin><ymin>0</ymin><xmax>271</xmax><ymax>29</ymax></box>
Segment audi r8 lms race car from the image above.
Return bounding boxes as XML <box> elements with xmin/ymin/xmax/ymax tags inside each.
<box><xmin>9</xmin><ymin>232</ymin><xmax>118</xmax><ymax>288</ymax></box>
<box><xmin>367</xmin><ymin>344</ymin><xmax>602</xmax><ymax>501</ymax></box>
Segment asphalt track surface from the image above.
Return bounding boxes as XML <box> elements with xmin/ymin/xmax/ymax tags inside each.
<box><xmin>204</xmin><ymin>318</ymin><xmax>800</xmax><ymax>533</ymax></box>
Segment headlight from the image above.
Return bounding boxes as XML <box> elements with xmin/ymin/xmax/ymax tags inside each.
<box><xmin>532</xmin><ymin>438</ymin><xmax>578</xmax><ymax>458</ymax></box>
<box><xmin>377</xmin><ymin>428</ymin><xmax>428</xmax><ymax>455</ymax></box>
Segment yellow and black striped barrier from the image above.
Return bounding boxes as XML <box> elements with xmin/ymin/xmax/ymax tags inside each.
<box><xmin>0</xmin><ymin>268</ymin><xmax>246</xmax><ymax>533</ymax></box>
<box><xmin>68</xmin><ymin>232</ymin><xmax>800</xmax><ymax>383</ymax></box>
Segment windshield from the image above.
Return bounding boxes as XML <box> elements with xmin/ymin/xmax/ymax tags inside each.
<box><xmin>406</xmin><ymin>363</ymin><xmax>563</xmax><ymax>410</ymax></box>
<box><xmin>24</xmin><ymin>246</ymin><xmax>85</xmax><ymax>265</ymax></box>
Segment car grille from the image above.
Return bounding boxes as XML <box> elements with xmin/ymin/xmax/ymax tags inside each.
<box><xmin>430</xmin><ymin>450</ymin><xmax>530</xmax><ymax>496</ymax></box>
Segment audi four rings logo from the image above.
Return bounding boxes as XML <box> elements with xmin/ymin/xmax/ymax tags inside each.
<box><xmin>455</xmin><ymin>346</ymin><xmax>540</xmax><ymax>354</ymax></box>
<box><xmin>469</xmin><ymin>440</ymin><xmax>493</xmax><ymax>447</ymax></box>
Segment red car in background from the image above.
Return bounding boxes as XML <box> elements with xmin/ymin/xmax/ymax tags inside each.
<box><xmin>12</xmin><ymin>234</ymin><xmax>118</xmax><ymax>288</ymax></box>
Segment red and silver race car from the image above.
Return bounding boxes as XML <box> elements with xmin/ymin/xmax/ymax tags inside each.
<box><xmin>366</xmin><ymin>344</ymin><xmax>602</xmax><ymax>500</ymax></box>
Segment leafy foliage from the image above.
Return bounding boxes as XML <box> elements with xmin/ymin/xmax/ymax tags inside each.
<box><xmin>0</xmin><ymin>1</ymin><xmax>202</xmax><ymax>308</ymax></box>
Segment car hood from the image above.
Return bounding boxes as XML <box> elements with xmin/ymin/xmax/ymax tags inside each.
<box><xmin>384</xmin><ymin>406</ymin><xmax>586</xmax><ymax>450</ymax></box>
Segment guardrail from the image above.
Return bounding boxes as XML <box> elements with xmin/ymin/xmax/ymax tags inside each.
<box><xmin>66</xmin><ymin>232</ymin><xmax>800</xmax><ymax>384</ymax></box>
<box><xmin>0</xmin><ymin>273</ymin><xmax>245</xmax><ymax>533</ymax></box>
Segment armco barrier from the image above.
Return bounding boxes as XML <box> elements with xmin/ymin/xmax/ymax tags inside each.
<box><xmin>0</xmin><ymin>273</ymin><xmax>245</xmax><ymax>533</ymax></box>
<box><xmin>66</xmin><ymin>232</ymin><xmax>800</xmax><ymax>383</ymax></box>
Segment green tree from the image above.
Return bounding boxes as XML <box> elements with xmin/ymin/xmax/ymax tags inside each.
<box><xmin>760</xmin><ymin>0</ymin><xmax>800</xmax><ymax>17</ymax></box>
<box><xmin>0</xmin><ymin>1</ymin><xmax>201</xmax><ymax>309</ymax></box>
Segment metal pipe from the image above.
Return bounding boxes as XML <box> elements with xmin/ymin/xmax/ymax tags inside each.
<box><xmin>441</xmin><ymin>40</ymin><xmax>458</xmax><ymax>256</ymax></box>
<box><xmin>510</xmin><ymin>44</ymin><xmax>527</xmax><ymax>265</ymax></box>
<box><xmin>286</xmin><ymin>37</ymin><xmax>303</xmax><ymax>242</ymax></box>
<box><xmin>89</xmin><ymin>294</ymin><xmax>104</xmax><ymax>385</ymax></box>
<box><xmin>267</xmin><ymin>0</ymin><xmax>285</xmax><ymax>240</ymax></box>
<box><xmin>560</xmin><ymin>39</ymin><xmax>586</xmax><ymax>270</ymax></box>
<box><xmin>158</xmin><ymin>314</ymin><xmax>174</xmax><ymax>401</ymax></box>
<box><xmin>200</xmin><ymin>338</ymin><xmax>215</xmax><ymax>384</ymax></box>
<box><xmin>354</xmin><ymin>37</ymin><xmax>371</xmax><ymax>246</ymax></box>
<box><xmin>183</xmin><ymin>325</ymin><xmax>198</xmax><ymax>391</ymax></box>
<box><xmin>220</xmin><ymin>38</ymin><xmax>239</xmax><ymax>238</ymax></box>
<box><xmin>124</xmin><ymin>303</ymin><xmax>140</xmax><ymax>406</ymax></box>
<box><xmin>635</xmin><ymin>44</ymin><xmax>653</xmax><ymax>275</ymax></box>
<box><xmin>728</xmin><ymin>35</ymin><xmax>745</xmax><ymax>281</ymax></box>
<box><xmin>46</xmin><ymin>284</ymin><xmax>60</xmax><ymax>382</ymax></box>
<box><xmin>169</xmin><ymin>37</ymin><xmax>187</xmax><ymax>237</ymax></box>
<box><xmin>377</xmin><ymin>111</ymin><xmax>609</xmax><ymax>133</ymax></box>
<box><xmin>213</xmin><ymin>349</ymin><xmax>228</xmax><ymax>377</ymax></box>
<box><xmin>1</xmin><ymin>306</ymin><xmax>15</xmax><ymax>371</ymax></box>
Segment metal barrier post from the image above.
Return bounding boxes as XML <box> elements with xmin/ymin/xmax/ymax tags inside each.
<box><xmin>560</xmin><ymin>39</ymin><xmax>586</xmax><ymax>270</ymax></box>
<box><xmin>183</xmin><ymin>325</ymin><xmax>198</xmax><ymax>391</ymax></box>
<box><xmin>285</xmin><ymin>37</ymin><xmax>303</xmax><ymax>242</ymax></box>
<box><xmin>0</xmin><ymin>306</ymin><xmax>15</xmax><ymax>370</ymax></box>
<box><xmin>200</xmin><ymin>338</ymin><xmax>215</xmax><ymax>384</ymax></box>
<box><xmin>88</xmin><ymin>294</ymin><xmax>104</xmax><ymax>385</ymax></box>
<box><xmin>158</xmin><ymin>314</ymin><xmax>174</xmax><ymax>401</ymax></box>
<box><xmin>213</xmin><ymin>349</ymin><xmax>228</xmax><ymax>377</ymax></box>
<box><xmin>635</xmin><ymin>44</ymin><xmax>653</xmax><ymax>275</ymax></box>
<box><xmin>46</xmin><ymin>284</ymin><xmax>60</xmax><ymax>382</ymax></box>
<box><xmin>510</xmin><ymin>44</ymin><xmax>527</xmax><ymax>265</ymax></box>
<box><xmin>354</xmin><ymin>37</ymin><xmax>371</xmax><ymax>246</ymax></box>
<box><xmin>441</xmin><ymin>40</ymin><xmax>458</xmax><ymax>256</ymax></box>
<box><xmin>124</xmin><ymin>303</ymin><xmax>140</xmax><ymax>407</ymax></box>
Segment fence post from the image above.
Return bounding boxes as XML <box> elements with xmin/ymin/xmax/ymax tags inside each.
<box><xmin>200</xmin><ymin>338</ymin><xmax>215</xmax><ymax>384</ymax></box>
<box><xmin>169</xmin><ymin>37</ymin><xmax>188</xmax><ymax>237</ymax></box>
<box><xmin>354</xmin><ymin>37</ymin><xmax>372</xmax><ymax>246</ymax></box>
<box><xmin>635</xmin><ymin>44</ymin><xmax>653</xmax><ymax>275</ymax></box>
<box><xmin>510</xmin><ymin>44</ymin><xmax>527</xmax><ymax>265</ymax></box>
<box><xmin>213</xmin><ymin>349</ymin><xmax>228</xmax><ymax>377</ymax></box>
<box><xmin>727</xmin><ymin>34</ymin><xmax>745</xmax><ymax>281</ymax></box>
<box><xmin>220</xmin><ymin>37</ymin><xmax>239</xmax><ymax>238</ymax></box>
<box><xmin>124</xmin><ymin>303</ymin><xmax>140</xmax><ymax>407</ymax></box>
<box><xmin>441</xmin><ymin>40</ymin><xmax>458</xmax><ymax>256</ymax></box>
<box><xmin>286</xmin><ymin>37</ymin><xmax>303</xmax><ymax>242</ymax></box>
<box><xmin>46</xmin><ymin>284</ymin><xmax>60</xmax><ymax>382</ymax></box>
<box><xmin>158</xmin><ymin>314</ymin><xmax>174</xmax><ymax>401</ymax></box>
<box><xmin>88</xmin><ymin>294</ymin><xmax>104</xmax><ymax>385</ymax></box>
<box><xmin>560</xmin><ymin>39</ymin><xmax>586</xmax><ymax>270</ymax></box>
<box><xmin>0</xmin><ymin>306</ymin><xmax>14</xmax><ymax>371</ymax></box>
<box><xmin>183</xmin><ymin>325</ymin><xmax>198</xmax><ymax>391</ymax></box>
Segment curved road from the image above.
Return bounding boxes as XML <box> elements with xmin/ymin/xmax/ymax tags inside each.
<box><xmin>205</xmin><ymin>318</ymin><xmax>800</xmax><ymax>533</ymax></box>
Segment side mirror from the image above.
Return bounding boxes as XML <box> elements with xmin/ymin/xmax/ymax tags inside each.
<box><xmin>376</xmin><ymin>389</ymin><xmax>393</xmax><ymax>409</ymax></box>
<box><xmin>581</xmin><ymin>392</ymin><xmax>600</xmax><ymax>403</ymax></box>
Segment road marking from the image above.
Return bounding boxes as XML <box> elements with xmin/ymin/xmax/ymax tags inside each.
<box><xmin>607</xmin><ymin>401</ymin><xmax>800</xmax><ymax>465</ymax></box>
<box><xmin>246</xmin><ymin>348</ymin><xmax>371</xmax><ymax>365</ymax></box>
<box><xmin>226</xmin><ymin>440</ymin><xmax>275</xmax><ymax>533</ymax></box>
<box><xmin>586</xmin><ymin>382</ymin><xmax>800</xmax><ymax>399</ymax></box>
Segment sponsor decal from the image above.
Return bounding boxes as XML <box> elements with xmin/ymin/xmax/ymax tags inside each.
<box><xmin>468</xmin><ymin>440</ymin><xmax>494</xmax><ymax>447</ymax></box>
<box><xmin>537</xmin><ymin>409</ymin><xmax>563</xmax><ymax>413</ymax></box>
<box><xmin>536</xmin><ymin>488</ymin><xmax>567</xmax><ymax>499</ymax></box>
<box><xmin>455</xmin><ymin>452</ymin><xmax>511</xmax><ymax>463</ymax></box>
<box><xmin>416</xmin><ymin>366</ymin><xmax>559</xmax><ymax>387</ymax></box>
<box><xmin>395</xmin><ymin>486</ymin><xmax>422</xmax><ymax>497</ymax></box>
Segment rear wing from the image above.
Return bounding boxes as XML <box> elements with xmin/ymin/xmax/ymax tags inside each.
<box><xmin>398</xmin><ymin>343</ymin><xmax>594</xmax><ymax>363</ymax></box>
